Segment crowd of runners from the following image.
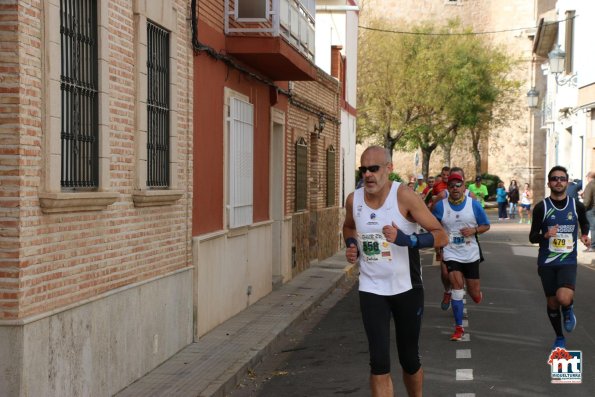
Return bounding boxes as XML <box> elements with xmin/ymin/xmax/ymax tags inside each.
<box><xmin>343</xmin><ymin>145</ymin><xmax>590</xmax><ymax>397</ymax></box>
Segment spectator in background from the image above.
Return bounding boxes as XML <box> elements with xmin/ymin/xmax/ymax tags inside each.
<box><xmin>422</xmin><ymin>176</ymin><xmax>435</xmax><ymax>206</ymax></box>
<box><xmin>581</xmin><ymin>171</ymin><xmax>595</xmax><ymax>252</ymax></box>
<box><xmin>567</xmin><ymin>177</ymin><xmax>582</xmax><ymax>200</ymax></box>
<box><xmin>415</xmin><ymin>174</ymin><xmax>427</xmax><ymax>195</ymax></box>
<box><xmin>496</xmin><ymin>181</ymin><xmax>508</xmax><ymax>220</ymax></box>
<box><xmin>508</xmin><ymin>180</ymin><xmax>519</xmax><ymax>220</ymax></box>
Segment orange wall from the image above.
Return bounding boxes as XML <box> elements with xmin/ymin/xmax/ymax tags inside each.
<box><xmin>193</xmin><ymin>21</ymin><xmax>276</xmax><ymax>235</ymax></box>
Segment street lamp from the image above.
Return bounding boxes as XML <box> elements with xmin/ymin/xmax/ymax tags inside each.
<box><xmin>548</xmin><ymin>44</ymin><xmax>565</xmax><ymax>75</ymax></box>
<box><xmin>548</xmin><ymin>44</ymin><xmax>576</xmax><ymax>86</ymax></box>
<box><xmin>313</xmin><ymin>113</ymin><xmax>326</xmax><ymax>139</ymax></box>
<box><xmin>526</xmin><ymin>87</ymin><xmax>539</xmax><ymax>109</ymax></box>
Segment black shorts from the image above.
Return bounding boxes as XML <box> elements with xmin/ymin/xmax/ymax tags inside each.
<box><xmin>444</xmin><ymin>259</ymin><xmax>480</xmax><ymax>279</ymax></box>
<box><xmin>537</xmin><ymin>265</ymin><xmax>577</xmax><ymax>297</ymax></box>
<box><xmin>359</xmin><ymin>288</ymin><xmax>423</xmax><ymax>375</ymax></box>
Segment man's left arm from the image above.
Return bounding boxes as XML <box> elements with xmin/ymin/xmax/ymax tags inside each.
<box><xmin>384</xmin><ymin>186</ymin><xmax>448</xmax><ymax>248</ymax></box>
<box><xmin>575</xmin><ymin>200</ymin><xmax>591</xmax><ymax>247</ymax></box>
<box><xmin>462</xmin><ymin>200</ymin><xmax>491</xmax><ymax>237</ymax></box>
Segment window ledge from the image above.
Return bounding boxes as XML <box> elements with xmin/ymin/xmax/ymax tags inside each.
<box><xmin>39</xmin><ymin>192</ymin><xmax>120</xmax><ymax>214</ymax></box>
<box><xmin>132</xmin><ymin>189</ymin><xmax>184</xmax><ymax>207</ymax></box>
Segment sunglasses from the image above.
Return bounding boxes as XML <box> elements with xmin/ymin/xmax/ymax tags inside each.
<box><xmin>549</xmin><ymin>176</ymin><xmax>568</xmax><ymax>182</ymax></box>
<box><xmin>359</xmin><ymin>165</ymin><xmax>383</xmax><ymax>174</ymax></box>
<box><xmin>448</xmin><ymin>182</ymin><xmax>464</xmax><ymax>188</ymax></box>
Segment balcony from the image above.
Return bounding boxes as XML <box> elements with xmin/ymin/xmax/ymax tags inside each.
<box><xmin>224</xmin><ymin>0</ymin><xmax>317</xmax><ymax>81</ymax></box>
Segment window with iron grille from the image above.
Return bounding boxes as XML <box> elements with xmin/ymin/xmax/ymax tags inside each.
<box><xmin>60</xmin><ymin>0</ymin><xmax>99</xmax><ymax>189</ymax></box>
<box><xmin>147</xmin><ymin>21</ymin><xmax>170</xmax><ymax>188</ymax></box>
<box><xmin>326</xmin><ymin>146</ymin><xmax>335</xmax><ymax>207</ymax></box>
<box><xmin>295</xmin><ymin>138</ymin><xmax>308</xmax><ymax>211</ymax></box>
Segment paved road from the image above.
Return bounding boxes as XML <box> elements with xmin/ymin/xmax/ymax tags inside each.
<box><xmin>229</xmin><ymin>217</ymin><xmax>595</xmax><ymax>396</ymax></box>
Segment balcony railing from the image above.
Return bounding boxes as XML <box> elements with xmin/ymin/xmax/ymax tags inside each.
<box><xmin>225</xmin><ymin>0</ymin><xmax>315</xmax><ymax>61</ymax></box>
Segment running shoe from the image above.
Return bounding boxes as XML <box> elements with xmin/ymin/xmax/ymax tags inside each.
<box><xmin>563</xmin><ymin>305</ymin><xmax>577</xmax><ymax>332</ymax></box>
<box><xmin>441</xmin><ymin>292</ymin><xmax>452</xmax><ymax>311</ymax></box>
<box><xmin>552</xmin><ymin>336</ymin><xmax>566</xmax><ymax>350</ymax></box>
<box><xmin>450</xmin><ymin>326</ymin><xmax>464</xmax><ymax>341</ymax></box>
<box><xmin>519</xmin><ymin>219</ymin><xmax>524</xmax><ymax>224</ymax></box>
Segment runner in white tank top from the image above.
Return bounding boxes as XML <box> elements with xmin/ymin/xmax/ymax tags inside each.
<box><xmin>343</xmin><ymin>146</ymin><xmax>448</xmax><ymax>396</ymax></box>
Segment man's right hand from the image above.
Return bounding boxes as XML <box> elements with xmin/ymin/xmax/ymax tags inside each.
<box><xmin>545</xmin><ymin>225</ymin><xmax>559</xmax><ymax>238</ymax></box>
<box><xmin>346</xmin><ymin>243</ymin><xmax>359</xmax><ymax>264</ymax></box>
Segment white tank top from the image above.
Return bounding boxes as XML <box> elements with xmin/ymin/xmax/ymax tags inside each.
<box><xmin>440</xmin><ymin>197</ymin><xmax>480</xmax><ymax>263</ymax></box>
<box><xmin>353</xmin><ymin>182</ymin><xmax>421</xmax><ymax>295</ymax></box>
<box><xmin>521</xmin><ymin>190</ymin><xmax>531</xmax><ymax>205</ymax></box>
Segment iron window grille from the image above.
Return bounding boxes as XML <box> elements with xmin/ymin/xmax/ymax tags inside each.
<box><xmin>147</xmin><ymin>21</ymin><xmax>170</xmax><ymax>188</ymax></box>
<box><xmin>60</xmin><ymin>0</ymin><xmax>99</xmax><ymax>189</ymax></box>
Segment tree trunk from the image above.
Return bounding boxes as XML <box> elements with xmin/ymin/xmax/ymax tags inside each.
<box><xmin>384</xmin><ymin>129</ymin><xmax>396</xmax><ymax>160</ymax></box>
<box><xmin>441</xmin><ymin>123</ymin><xmax>458</xmax><ymax>168</ymax></box>
<box><xmin>442</xmin><ymin>142</ymin><xmax>452</xmax><ymax>167</ymax></box>
<box><xmin>470</xmin><ymin>128</ymin><xmax>482</xmax><ymax>176</ymax></box>
<box><xmin>421</xmin><ymin>143</ymin><xmax>437</xmax><ymax>179</ymax></box>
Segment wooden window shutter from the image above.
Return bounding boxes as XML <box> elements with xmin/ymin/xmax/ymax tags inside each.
<box><xmin>229</xmin><ymin>97</ymin><xmax>254</xmax><ymax>227</ymax></box>
<box><xmin>295</xmin><ymin>138</ymin><xmax>307</xmax><ymax>211</ymax></box>
<box><xmin>326</xmin><ymin>146</ymin><xmax>336</xmax><ymax>207</ymax></box>
<box><xmin>565</xmin><ymin>10</ymin><xmax>575</xmax><ymax>74</ymax></box>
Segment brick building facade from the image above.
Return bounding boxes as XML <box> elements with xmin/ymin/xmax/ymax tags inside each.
<box><xmin>0</xmin><ymin>0</ymin><xmax>346</xmax><ymax>394</ymax></box>
<box><xmin>192</xmin><ymin>0</ymin><xmax>342</xmax><ymax>336</ymax></box>
<box><xmin>0</xmin><ymin>1</ymin><xmax>193</xmax><ymax>395</ymax></box>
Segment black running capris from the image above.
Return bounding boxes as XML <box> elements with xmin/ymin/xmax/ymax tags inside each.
<box><xmin>359</xmin><ymin>288</ymin><xmax>424</xmax><ymax>375</ymax></box>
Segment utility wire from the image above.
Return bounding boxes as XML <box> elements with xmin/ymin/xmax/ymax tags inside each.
<box><xmin>358</xmin><ymin>15</ymin><xmax>576</xmax><ymax>36</ymax></box>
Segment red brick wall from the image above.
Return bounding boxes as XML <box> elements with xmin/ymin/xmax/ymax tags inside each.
<box><xmin>287</xmin><ymin>70</ymin><xmax>341</xmax><ymax>269</ymax></box>
<box><xmin>286</xmin><ymin>70</ymin><xmax>341</xmax><ymax>215</ymax></box>
<box><xmin>0</xmin><ymin>1</ymin><xmax>22</xmax><ymax>318</ymax></box>
<box><xmin>0</xmin><ymin>0</ymin><xmax>193</xmax><ymax>320</ymax></box>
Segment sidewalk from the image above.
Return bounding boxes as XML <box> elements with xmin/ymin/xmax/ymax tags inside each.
<box><xmin>115</xmin><ymin>251</ymin><xmax>355</xmax><ymax>397</ymax></box>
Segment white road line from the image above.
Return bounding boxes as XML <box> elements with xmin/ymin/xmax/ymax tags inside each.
<box><xmin>456</xmin><ymin>349</ymin><xmax>471</xmax><ymax>359</ymax></box>
<box><xmin>456</xmin><ymin>394</ymin><xmax>476</xmax><ymax>397</ymax></box>
<box><xmin>460</xmin><ymin>333</ymin><xmax>470</xmax><ymax>342</ymax></box>
<box><xmin>462</xmin><ymin>319</ymin><xmax>468</xmax><ymax>328</ymax></box>
<box><xmin>456</xmin><ymin>369</ymin><xmax>474</xmax><ymax>381</ymax></box>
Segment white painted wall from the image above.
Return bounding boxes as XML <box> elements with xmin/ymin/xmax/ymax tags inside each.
<box><xmin>194</xmin><ymin>224</ymin><xmax>273</xmax><ymax>337</ymax></box>
<box><xmin>315</xmin><ymin>1</ymin><xmax>359</xmax><ymax>205</ymax></box>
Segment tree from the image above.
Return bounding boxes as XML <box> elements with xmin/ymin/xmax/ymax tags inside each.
<box><xmin>455</xmin><ymin>44</ymin><xmax>521</xmax><ymax>175</ymax></box>
<box><xmin>357</xmin><ymin>20</ymin><xmax>431</xmax><ymax>158</ymax></box>
<box><xmin>357</xmin><ymin>19</ymin><xmax>520</xmax><ymax>177</ymax></box>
